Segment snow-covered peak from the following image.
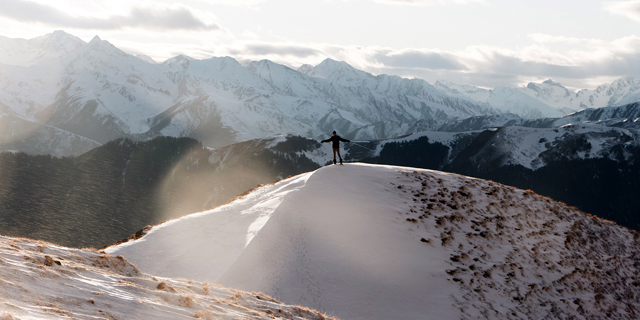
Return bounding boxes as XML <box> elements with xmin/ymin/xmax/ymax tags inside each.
<box><xmin>246</xmin><ymin>59</ymin><xmax>321</xmax><ymax>96</ymax></box>
<box><xmin>88</xmin><ymin>35</ymin><xmax>102</xmax><ymax>44</ymax></box>
<box><xmin>297</xmin><ymin>63</ymin><xmax>314</xmax><ymax>75</ymax></box>
<box><xmin>163</xmin><ymin>54</ymin><xmax>194</xmax><ymax>66</ymax></box>
<box><xmin>435</xmin><ymin>79</ymin><xmax>492</xmax><ymax>101</ymax></box>
<box><xmin>0</xmin><ymin>30</ymin><xmax>85</xmax><ymax>66</ymax></box>
<box><xmin>521</xmin><ymin>80</ymin><xmax>575</xmax><ymax>113</ymax></box>
<box><xmin>41</xmin><ymin>30</ymin><xmax>85</xmax><ymax>49</ymax></box>
<box><xmin>108</xmin><ymin>163</ymin><xmax>640</xmax><ymax>320</ymax></box>
<box><xmin>135</xmin><ymin>54</ymin><xmax>156</xmax><ymax>64</ymax></box>
<box><xmin>434</xmin><ymin>81</ymin><xmax>563</xmax><ymax>118</ymax></box>
<box><xmin>309</xmin><ymin>58</ymin><xmax>370</xmax><ymax>81</ymax></box>
<box><xmin>525</xmin><ymin>79</ymin><xmax>572</xmax><ymax>96</ymax></box>
<box><xmin>246</xmin><ymin>59</ymin><xmax>292</xmax><ymax>74</ymax></box>
<box><xmin>606</xmin><ymin>77</ymin><xmax>640</xmax><ymax>104</ymax></box>
<box><xmin>610</xmin><ymin>76</ymin><xmax>639</xmax><ymax>87</ymax></box>
<box><xmin>70</xmin><ymin>35</ymin><xmax>129</xmax><ymax>62</ymax></box>
<box><xmin>573</xmin><ymin>77</ymin><xmax>640</xmax><ymax>109</ymax></box>
<box><xmin>436</xmin><ymin>76</ymin><xmax>640</xmax><ymax>118</ymax></box>
<box><xmin>188</xmin><ymin>56</ymin><xmax>262</xmax><ymax>85</ymax></box>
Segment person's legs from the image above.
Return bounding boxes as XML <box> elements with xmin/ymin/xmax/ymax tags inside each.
<box><xmin>332</xmin><ymin>148</ymin><xmax>337</xmax><ymax>164</ymax></box>
<box><xmin>336</xmin><ymin>148</ymin><xmax>343</xmax><ymax>163</ymax></box>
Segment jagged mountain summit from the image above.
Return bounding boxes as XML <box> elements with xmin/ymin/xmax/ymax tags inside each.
<box><xmin>107</xmin><ymin>163</ymin><xmax>640</xmax><ymax>320</ymax></box>
<box><xmin>0</xmin><ymin>235</ymin><xmax>334</xmax><ymax>319</ymax></box>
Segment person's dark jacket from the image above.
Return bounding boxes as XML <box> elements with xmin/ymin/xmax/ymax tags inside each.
<box><xmin>322</xmin><ymin>135</ymin><xmax>350</xmax><ymax>148</ymax></box>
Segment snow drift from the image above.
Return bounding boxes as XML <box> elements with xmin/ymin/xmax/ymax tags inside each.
<box><xmin>0</xmin><ymin>235</ymin><xmax>333</xmax><ymax>319</ymax></box>
<box><xmin>108</xmin><ymin>163</ymin><xmax>640</xmax><ymax>320</ymax></box>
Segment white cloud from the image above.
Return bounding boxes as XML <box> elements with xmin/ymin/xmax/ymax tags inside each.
<box><xmin>1</xmin><ymin>0</ymin><xmax>638</xmax><ymax>90</ymax></box>
<box><xmin>528</xmin><ymin>33</ymin><xmax>604</xmax><ymax>45</ymax></box>
<box><xmin>332</xmin><ymin>0</ymin><xmax>484</xmax><ymax>5</ymax></box>
<box><xmin>0</xmin><ymin>0</ymin><xmax>219</xmax><ymax>30</ymax></box>
<box><xmin>372</xmin><ymin>49</ymin><xmax>468</xmax><ymax>70</ymax></box>
<box><xmin>605</xmin><ymin>0</ymin><xmax>640</xmax><ymax>22</ymax></box>
<box><xmin>197</xmin><ymin>0</ymin><xmax>266</xmax><ymax>5</ymax></box>
<box><xmin>229</xmin><ymin>43</ymin><xmax>322</xmax><ymax>58</ymax></box>
<box><xmin>80</xmin><ymin>29</ymin><xmax>640</xmax><ymax>89</ymax></box>
<box><xmin>295</xmin><ymin>34</ymin><xmax>640</xmax><ymax>89</ymax></box>
<box><xmin>372</xmin><ymin>0</ymin><xmax>484</xmax><ymax>4</ymax></box>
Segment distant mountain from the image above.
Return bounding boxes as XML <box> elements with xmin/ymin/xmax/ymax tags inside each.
<box><xmin>522</xmin><ymin>79</ymin><xmax>581</xmax><ymax>113</ymax></box>
<box><xmin>4</xmin><ymin>31</ymin><xmax>640</xmax><ymax>157</ymax></box>
<box><xmin>0</xmin><ymin>111</ymin><xmax>100</xmax><ymax>156</ymax></box>
<box><xmin>108</xmin><ymin>163</ymin><xmax>640</xmax><ymax>320</ymax></box>
<box><xmin>0</xmin><ymin>30</ymin><xmax>85</xmax><ymax>66</ymax></box>
<box><xmin>435</xmin><ymin>80</ymin><xmax>566</xmax><ymax>118</ymax></box>
<box><xmin>436</xmin><ymin>77</ymin><xmax>640</xmax><ymax>120</ymax></box>
<box><xmin>564</xmin><ymin>77</ymin><xmax>640</xmax><ymax>109</ymax></box>
<box><xmin>0</xmin><ymin>31</ymin><xmax>497</xmax><ymax>156</ymax></box>
<box><xmin>436</xmin><ymin>102</ymin><xmax>640</xmax><ymax>133</ymax></box>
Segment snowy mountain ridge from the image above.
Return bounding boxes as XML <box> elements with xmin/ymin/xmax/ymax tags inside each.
<box><xmin>0</xmin><ymin>31</ymin><xmax>497</xmax><ymax>153</ymax></box>
<box><xmin>107</xmin><ymin>163</ymin><xmax>640</xmax><ymax>320</ymax></box>
<box><xmin>3</xmin><ymin>31</ymin><xmax>640</xmax><ymax>157</ymax></box>
<box><xmin>436</xmin><ymin>76</ymin><xmax>640</xmax><ymax>118</ymax></box>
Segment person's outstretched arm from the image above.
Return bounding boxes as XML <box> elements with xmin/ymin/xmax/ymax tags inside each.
<box><xmin>340</xmin><ymin>137</ymin><xmax>350</xmax><ymax>143</ymax></box>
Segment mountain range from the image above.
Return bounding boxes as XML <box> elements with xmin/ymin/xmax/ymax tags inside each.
<box><xmin>2</xmin><ymin>31</ymin><xmax>640</xmax><ymax>156</ymax></box>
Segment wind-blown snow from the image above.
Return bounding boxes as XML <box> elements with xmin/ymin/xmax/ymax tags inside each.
<box><xmin>108</xmin><ymin>163</ymin><xmax>640</xmax><ymax>320</ymax></box>
<box><xmin>109</xmin><ymin>165</ymin><xmax>457</xmax><ymax>319</ymax></box>
<box><xmin>0</xmin><ymin>236</ymin><xmax>333</xmax><ymax>319</ymax></box>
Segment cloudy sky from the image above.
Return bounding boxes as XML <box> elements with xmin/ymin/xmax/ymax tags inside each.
<box><xmin>1</xmin><ymin>0</ymin><xmax>639</xmax><ymax>89</ymax></box>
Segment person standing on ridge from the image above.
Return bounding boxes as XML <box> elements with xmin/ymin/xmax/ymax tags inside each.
<box><xmin>321</xmin><ymin>131</ymin><xmax>350</xmax><ymax>165</ymax></box>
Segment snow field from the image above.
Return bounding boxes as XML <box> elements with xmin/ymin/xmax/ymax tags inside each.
<box><xmin>109</xmin><ymin>164</ymin><xmax>460</xmax><ymax>320</ymax></box>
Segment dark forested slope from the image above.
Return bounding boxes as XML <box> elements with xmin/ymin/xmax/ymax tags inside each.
<box><xmin>0</xmin><ymin>136</ymin><xmax>319</xmax><ymax>248</ymax></box>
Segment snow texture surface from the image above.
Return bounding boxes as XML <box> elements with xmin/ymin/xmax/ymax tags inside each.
<box><xmin>109</xmin><ymin>163</ymin><xmax>640</xmax><ymax>320</ymax></box>
<box><xmin>0</xmin><ymin>236</ymin><xmax>334</xmax><ymax>320</ymax></box>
